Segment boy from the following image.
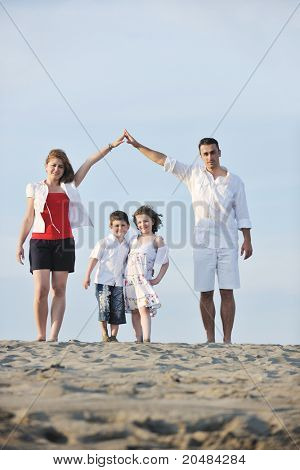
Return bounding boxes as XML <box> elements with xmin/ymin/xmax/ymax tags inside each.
<box><xmin>83</xmin><ymin>211</ymin><xmax>130</xmax><ymax>342</ymax></box>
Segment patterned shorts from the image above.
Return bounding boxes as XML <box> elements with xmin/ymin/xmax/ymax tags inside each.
<box><xmin>95</xmin><ymin>284</ymin><xmax>126</xmax><ymax>325</ymax></box>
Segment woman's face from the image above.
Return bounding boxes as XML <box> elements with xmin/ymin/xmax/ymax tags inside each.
<box><xmin>136</xmin><ymin>214</ymin><xmax>154</xmax><ymax>235</ymax></box>
<box><xmin>46</xmin><ymin>157</ymin><xmax>65</xmax><ymax>181</ymax></box>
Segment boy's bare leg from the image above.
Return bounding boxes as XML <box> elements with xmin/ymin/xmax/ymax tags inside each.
<box><xmin>131</xmin><ymin>309</ymin><xmax>143</xmax><ymax>342</ymax></box>
<box><xmin>220</xmin><ymin>289</ymin><xmax>235</xmax><ymax>344</ymax></box>
<box><xmin>139</xmin><ymin>306</ymin><xmax>151</xmax><ymax>342</ymax></box>
<box><xmin>200</xmin><ymin>290</ymin><xmax>216</xmax><ymax>343</ymax></box>
<box><xmin>99</xmin><ymin>321</ymin><xmax>109</xmax><ymax>341</ymax></box>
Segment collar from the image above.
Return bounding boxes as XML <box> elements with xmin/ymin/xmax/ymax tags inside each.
<box><xmin>106</xmin><ymin>232</ymin><xmax>127</xmax><ymax>245</ymax></box>
<box><xmin>201</xmin><ymin>166</ymin><xmax>230</xmax><ymax>179</ymax></box>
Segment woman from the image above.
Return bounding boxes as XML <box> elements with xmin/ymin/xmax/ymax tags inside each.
<box><xmin>16</xmin><ymin>134</ymin><xmax>124</xmax><ymax>342</ymax></box>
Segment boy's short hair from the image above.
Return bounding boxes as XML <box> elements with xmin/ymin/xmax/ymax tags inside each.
<box><xmin>109</xmin><ymin>210</ymin><xmax>129</xmax><ymax>225</ymax></box>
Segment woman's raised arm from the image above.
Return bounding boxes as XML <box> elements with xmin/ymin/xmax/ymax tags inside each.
<box><xmin>74</xmin><ymin>133</ymin><xmax>125</xmax><ymax>187</ymax></box>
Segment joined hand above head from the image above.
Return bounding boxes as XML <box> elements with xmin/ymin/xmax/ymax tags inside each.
<box><xmin>124</xmin><ymin>129</ymin><xmax>140</xmax><ymax>148</ymax></box>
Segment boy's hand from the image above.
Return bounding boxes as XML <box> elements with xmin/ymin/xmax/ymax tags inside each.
<box><xmin>150</xmin><ymin>277</ymin><xmax>160</xmax><ymax>286</ymax></box>
<box><xmin>83</xmin><ymin>277</ymin><xmax>90</xmax><ymax>289</ymax></box>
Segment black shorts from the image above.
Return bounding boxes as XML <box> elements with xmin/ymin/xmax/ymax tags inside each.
<box><xmin>29</xmin><ymin>238</ymin><xmax>75</xmax><ymax>274</ymax></box>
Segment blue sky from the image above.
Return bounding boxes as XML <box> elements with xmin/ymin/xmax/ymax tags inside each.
<box><xmin>1</xmin><ymin>0</ymin><xmax>299</xmax><ymax>344</ymax></box>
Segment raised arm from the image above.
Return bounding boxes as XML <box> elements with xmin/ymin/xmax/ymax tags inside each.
<box><xmin>124</xmin><ymin>129</ymin><xmax>166</xmax><ymax>166</ymax></box>
<box><xmin>16</xmin><ymin>198</ymin><xmax>34</xmax><ymax>264</ymax></box>
<box><xmin>74</xmin><ymin>132</ymin><xmax>125</xmax><ymax>187</ymax></box>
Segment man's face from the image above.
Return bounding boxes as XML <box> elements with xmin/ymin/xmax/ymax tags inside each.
<box><xmin>200</xmin><ymin>144</ymin><xmax>221</xmax><ymax>171</ymax></box>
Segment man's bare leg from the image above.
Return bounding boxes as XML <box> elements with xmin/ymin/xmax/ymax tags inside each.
<box><xmin>200</xmin><ymin>290</ymin><xmax>215</xmax><ymax>342</ymax></box>
<box><xmin>220</xmin><ymin>289</ymin><xmax>235</xmax><ymax>344</ymax></box>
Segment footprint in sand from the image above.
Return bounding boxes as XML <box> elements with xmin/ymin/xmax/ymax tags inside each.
<box><xmin>133</xmin><ymin>418</ymin><xmax>178</xmax><ymax>436</ymax></box>
<box><xmin>71</xmin><ymin>411</ymin><xmax>108</xmax><ymax>424</ymax></box>
<box><xmin>78</xmin><ymin>427</ymin><xmax>128</xmax><ymax>443</ymax></box>
<box><xmin>42</xmin><ymin>426</ymin><xmax>68</xmax><ymax>444</ymax></box>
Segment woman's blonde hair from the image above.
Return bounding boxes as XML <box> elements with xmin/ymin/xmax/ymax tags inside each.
<box><xmin>45</xmin><ymin>149</ymin><xmax>75</xmax><ymax>183</ymax></box>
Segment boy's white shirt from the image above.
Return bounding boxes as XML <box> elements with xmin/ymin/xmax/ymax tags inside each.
<box><xmin>90</xmin><ymin>232</ymin><xmax>132</xmax><ymax>286</ymax></box>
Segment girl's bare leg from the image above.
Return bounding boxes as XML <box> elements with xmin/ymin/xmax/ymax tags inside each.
<box><xmin>32</xmin><ymin>270</ymin><xmax>51</xmax><ymax>341</ymax></box>
<box><xmin>131</xmin><ymin>309</ymin><xmax>143</xmax><ymax>342</ymax></box>
<box><xmin>139</xmin><ymin>306</ymin><xmax>151</xmax><ymax>342</ymax></box>
<box><xmin>49</xmin><ymin>271</ymin><xmax>68</xmax><ymax>341</ymax></box>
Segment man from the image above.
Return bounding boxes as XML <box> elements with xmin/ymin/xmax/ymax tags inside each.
<box><xmin>124</xmin><ymin>130</ymin><xmax>253</xmax><ymax>344</ymax></box>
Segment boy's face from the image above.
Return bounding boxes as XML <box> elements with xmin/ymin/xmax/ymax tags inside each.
<box><xmin>110</xmin><ymin>219</ymin><xmax>129</xmax><ymax>239</ymax></box>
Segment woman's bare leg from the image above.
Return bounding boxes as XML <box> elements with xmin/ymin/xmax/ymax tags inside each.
<box><xmin>49</xmin><ymin>271</ymin><xmax>68</xmax><ymax>341</ymax></box>
<box><xmin>32</xmin><ymin>270</ymin><xmax>50</xmax><ymax>341</ymax></box>
<box><xmin>139</xmin><ymin>306</ymin><xmax>151</xmax><ymax>342</ymax></box>
<box><xmin>131</xmin><ymin>309</ymin><xmax>143</xmax><ymax>342</ymax></box>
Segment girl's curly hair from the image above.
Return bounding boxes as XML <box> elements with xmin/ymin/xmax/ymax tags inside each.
<box><xmin>133</xmin><ymin>205</ymin><xmax>163</xmax><ymax>234</ymax></box>
<box><xmin>45</xmin><ymin>149</ymin><xmax>75</xmax><ymax>183</ymax></box>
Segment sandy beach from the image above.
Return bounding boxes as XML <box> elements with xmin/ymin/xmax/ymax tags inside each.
<box><xmin>0</xmin><ymin>341</ymin><xmax>299</xmax><ymax>450</ymax></box>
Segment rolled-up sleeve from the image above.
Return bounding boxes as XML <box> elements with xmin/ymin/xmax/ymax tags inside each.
<box><xmin>164</xmin><ymin>156</ymin><xmax>191</xmax><ymax>184</ymax></box>
<box><xmin>26</xmin><ymin>183</ymin><xmax>34</xmax><ymax>198</ymax></box>
<box><xmin>234</xmin><ymin>181</ymin><xmax>252</xmax><ymax>229</ymax></box>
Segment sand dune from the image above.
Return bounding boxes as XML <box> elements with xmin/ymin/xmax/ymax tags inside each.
<box><xmin>0</xmin><ymin>341</ymin><xmax>299</xmax><ymax>450</ymax></box>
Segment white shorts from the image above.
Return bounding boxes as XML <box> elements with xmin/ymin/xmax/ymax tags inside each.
<box><xmin>193</xmin><ymin>247</ymin><xmax>240</xmax><ymax>292</ymax></box>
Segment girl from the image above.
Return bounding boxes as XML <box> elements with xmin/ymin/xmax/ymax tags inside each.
<box><xmin>124</xmin><ymin>205</ymin><xmax>169</xmax><ymax>343</ymax></box>
<box><xmin>16</xmin><ymin>134</ymin><xmax>124</xmax><ymax>342</ymax></box>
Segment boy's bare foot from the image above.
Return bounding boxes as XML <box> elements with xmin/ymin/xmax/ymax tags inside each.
<box><xmin>37</xmin><ymin>337</ymin><xmax>46</xmax><ymax>342</ymax></box>
<box><xmin>102</xmin><ymin>334</ymin><xmax>110</xmax><ymax>342</ymax></box>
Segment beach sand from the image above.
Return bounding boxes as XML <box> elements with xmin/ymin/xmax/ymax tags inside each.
<box><xmin>0</xmin><ymin>341</ymin><xmax>299</xmax><ymax>450</ymax></box>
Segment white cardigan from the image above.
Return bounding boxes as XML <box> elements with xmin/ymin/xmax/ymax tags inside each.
<box><xmin>26</xmin><ymin>181</ymin><xmax>93</xmax><ymax>233</ymax></box>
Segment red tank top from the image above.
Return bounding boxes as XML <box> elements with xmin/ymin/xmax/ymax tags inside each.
<box><xmin>32</xmin><ymin>193</ymin><xmax>73</xmax><ymax>240</ymax></box>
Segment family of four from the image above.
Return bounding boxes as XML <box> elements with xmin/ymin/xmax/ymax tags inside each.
<box><xmin>16</xmin><ymin>130</ymin><xmax>252</xmax><ymax>344</ymax></box>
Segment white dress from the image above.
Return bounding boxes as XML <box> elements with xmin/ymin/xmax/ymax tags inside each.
<box><xmin>124</xmin><ymin>236</ymin><xmax>168</xmax><ymax>317</ymax></box>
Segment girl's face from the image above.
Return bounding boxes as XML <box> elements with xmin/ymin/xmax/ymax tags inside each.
<box><xmin>136</xmin><ymin>214</ymin><xmax>154</xmax><ymax>235</ymax></box>
<box><xmin>45</xmin><ymin>157</ymin><xmax>65</xmax><ymax>181</ymax></box>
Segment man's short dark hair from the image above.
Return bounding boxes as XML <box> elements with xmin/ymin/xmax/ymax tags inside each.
<box><xmin>109</xmin><ymin>210</ymin><xmax>129</xmax><ymax>225</ymax></box>
<box><xmin>198</xmin><ymin>137</ymin><xmax>220</xmax><ymax>152</ymax></box>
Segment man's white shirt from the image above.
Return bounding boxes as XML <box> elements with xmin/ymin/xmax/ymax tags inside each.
<box><xmin>90</xmin><ymin>233</ymin><xmax>130</xmax><ymax>286</ymax></box>
<box><xmin>164</xmin><ymin>156</ymin><xmax>251</xmax><ymax>249</ymax></box>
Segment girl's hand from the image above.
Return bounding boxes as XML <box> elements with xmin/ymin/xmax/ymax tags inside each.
<box><xmin>124</xmin><ymin>129</ymin><xmax>140</xmax><ymax>148</ymax></box>
<box><xmin>83</xmin><ymin>277</ymin><xmax>90</xmax><ymax>289</ymax></box>
<box><xmin>150</xmin><ymin>277</ymin><xmax>160</xmax><ymax>286</ymax></box>
<box><xmin>111</xmin><ymin>132</ymin><xmax>126</xmax><ymax>149</ymax></box>
<box><xmin>16</xmin><ymin>246</ymin><xmax>24</xmax><ymax>265</ymax></box>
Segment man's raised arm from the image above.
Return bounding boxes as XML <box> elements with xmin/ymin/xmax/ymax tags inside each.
<box><xmin>124</xmin><ymin>129</ymin><xmax>166</xmax><ymax>166</ymax></box>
